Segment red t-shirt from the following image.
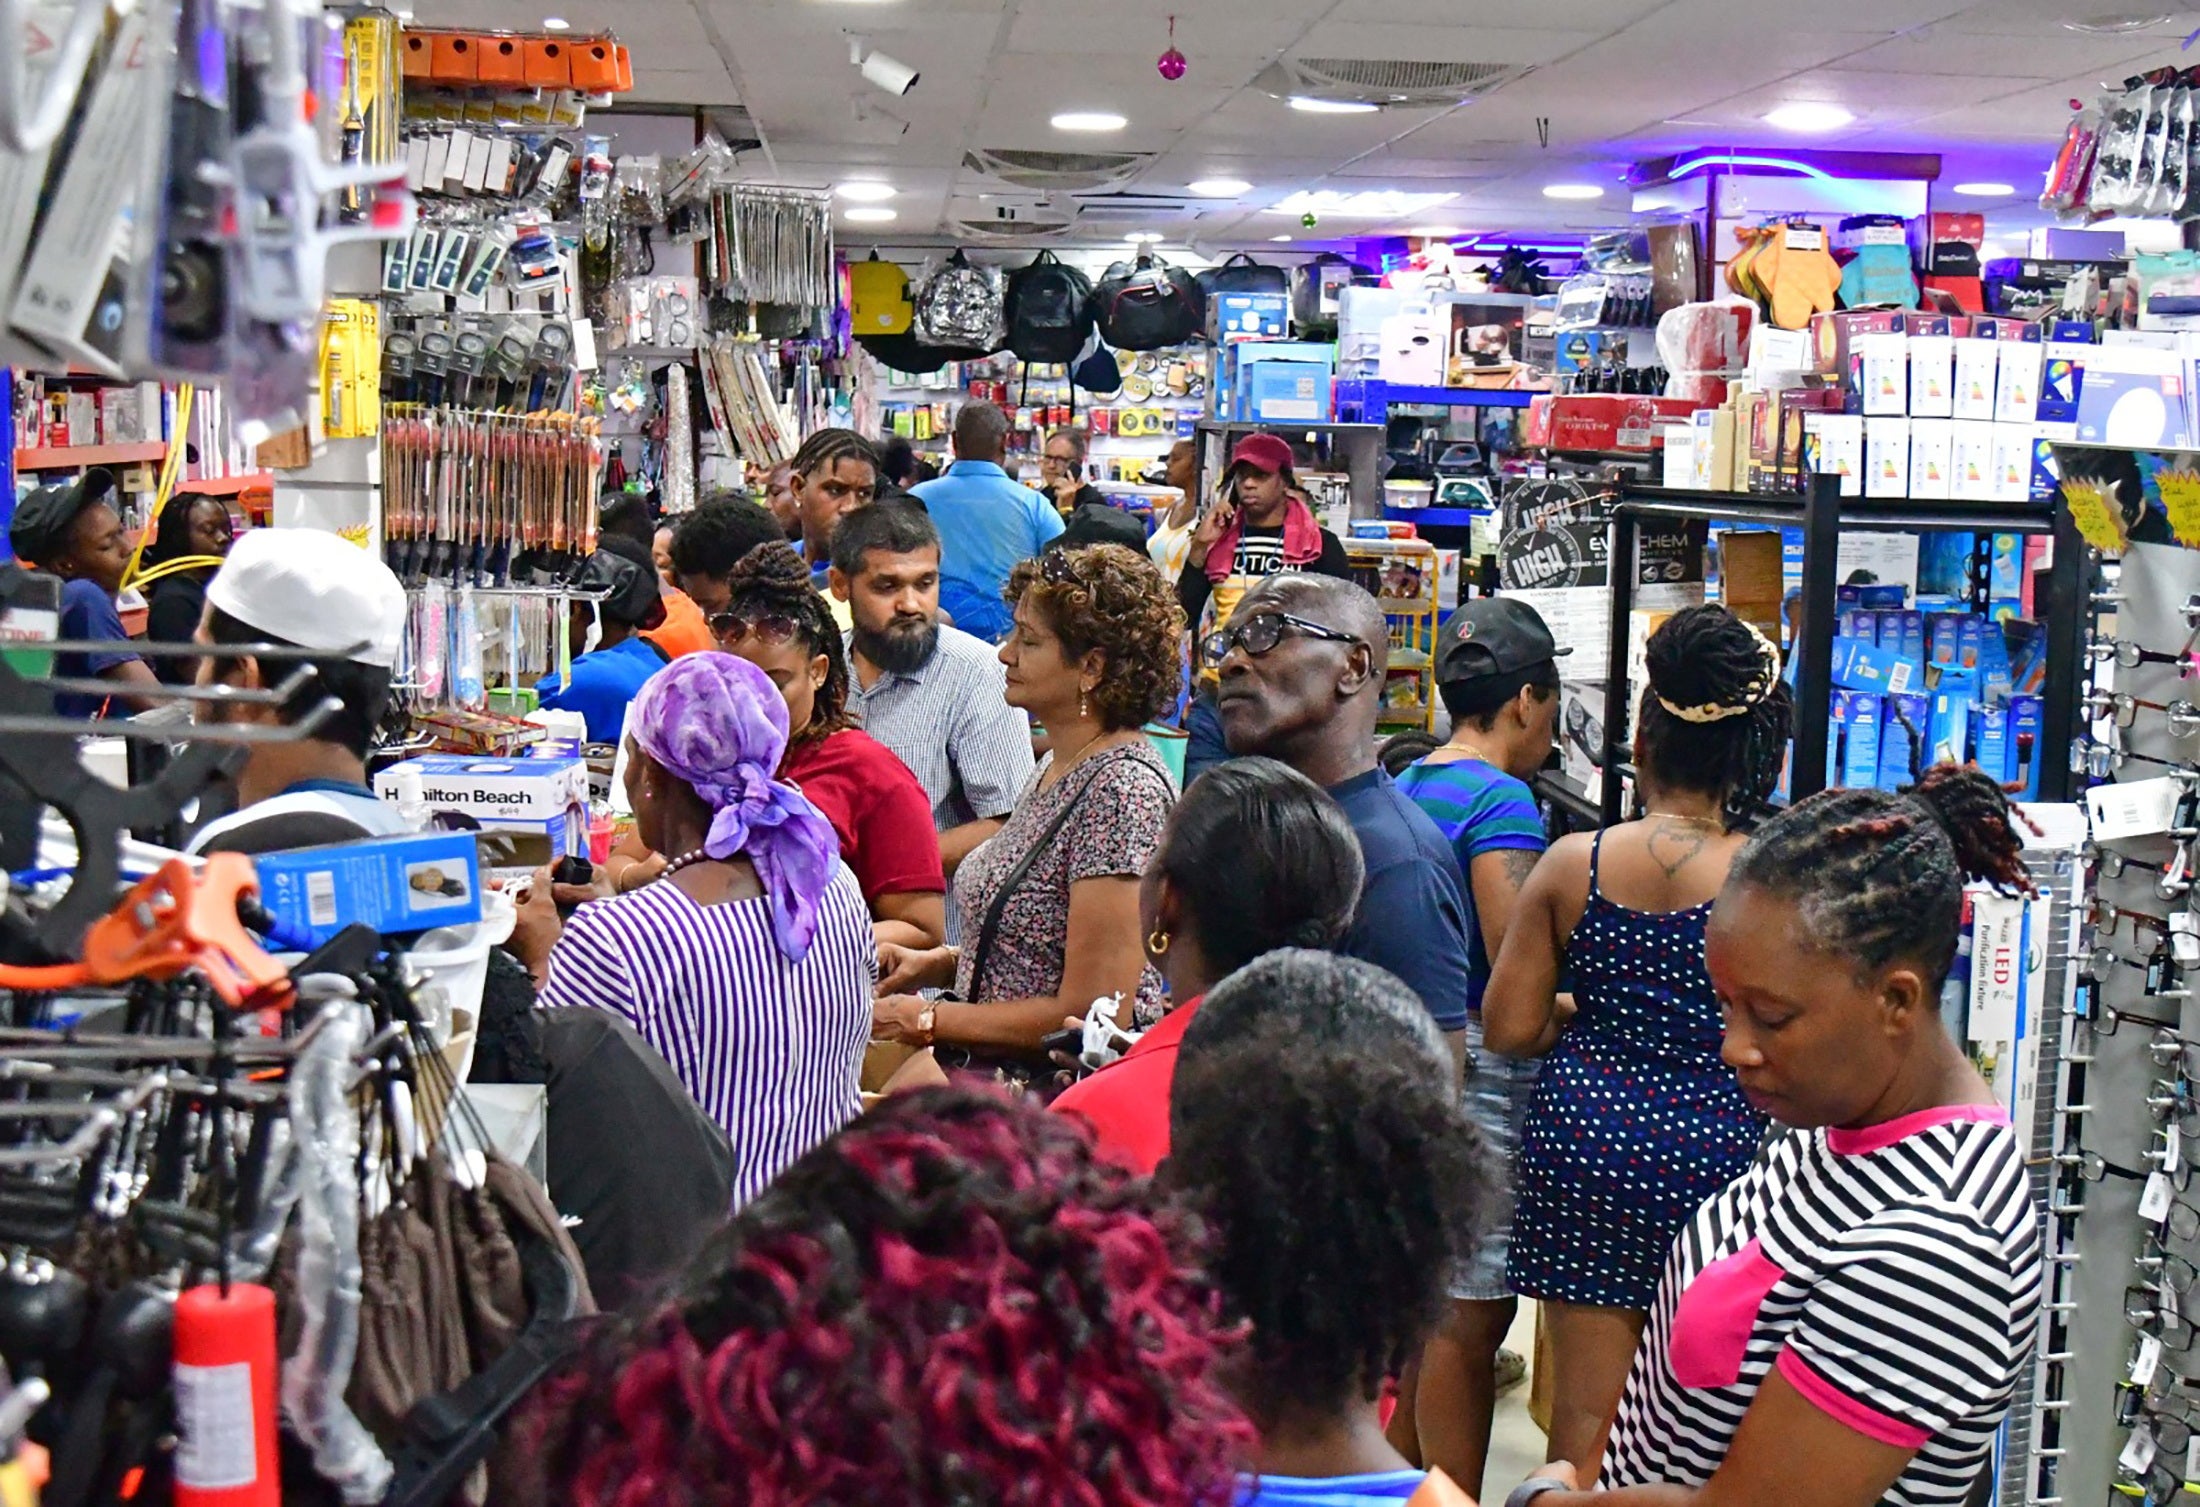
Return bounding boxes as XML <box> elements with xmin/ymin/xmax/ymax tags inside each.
<box><xmin>1049</xmin><ymin>998</ymin><xmax>1201</xmax><ymax>1175</ymax></box>
<box><xmin>781</xmin><ymin>728</ymin><xmax>946</xmax><ymax>903</ymax></box>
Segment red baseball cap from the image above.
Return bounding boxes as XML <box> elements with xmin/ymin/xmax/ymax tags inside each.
<box><xmin>1228</xmin><ymin>433</ymin><xmax>1295</xmax><ymax>476</ymax></box>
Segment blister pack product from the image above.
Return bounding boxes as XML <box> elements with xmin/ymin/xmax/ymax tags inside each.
<box><xmin>2139</xmin><ymin>84</ymin><xmax>2174</xmax><ymax>214</ymax></box>
<box><xmin>2163</xmin><ymin>87</ymin><xmax>2193</xmax><ymax>216</ymax></box>
<box><xmin>2043</xmin><ymin>100</ymin><xmax>2102</xmax><ymax>215</ymax></box>
<box><xmin>2094</xmin><ymin>83</ymin><xmax>2153</xmax><ymax>213</ymax></box>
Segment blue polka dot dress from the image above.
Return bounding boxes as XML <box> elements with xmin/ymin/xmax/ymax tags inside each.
<box><xmin>1506</xmin><ymin>832</ymin><xmax>1768</xmax><ymax>1311</ymax></box>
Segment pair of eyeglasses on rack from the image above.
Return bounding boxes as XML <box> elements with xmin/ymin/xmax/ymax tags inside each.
<box><xmin>2075</xmin><ymin>734</ymin><xmax>2200</xmax><ymax>780</ymax></box>
<box><xmin>2090</xmin><ymin>690</ymin><xmax>2200</xmax><ymax>739</ymax></box>
<box><xmin>2093</xmin><ymin>637</ymin><xmax>2200</xmax><ymax>673</ymax></box>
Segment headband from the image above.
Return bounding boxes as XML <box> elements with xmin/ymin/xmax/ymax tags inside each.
<box><xmin>629</xmin><ymin>654</ymin><xmax>843</xmax><ymax>962</ymax></box>
<box><xmin>1653</xmin><ymin>618</ymin><xmax>1783</xmax><ymax>725</ymax></box>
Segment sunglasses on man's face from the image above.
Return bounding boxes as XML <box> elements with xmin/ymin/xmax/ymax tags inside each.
<box><xmin>708</xmin><ymin>612</ymin><xmax>802</xmax><ymax>649</ymax></box>
<box><xmin>1200</xmin><ymin>609</ymin><xmax>1363</xmax><ymax>669</ymax></box>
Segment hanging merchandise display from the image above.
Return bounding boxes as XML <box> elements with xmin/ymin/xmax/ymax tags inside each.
<box><xmin>380</xmin><ymin>405</ymin><xmax>602</xmax><ymax>585</ymax></box>
<box><xmin>1094</xmin><ymin>252</ymin><xmax>1205</xmax><ymax>352</ymax></box>
<box><xmin>912</xmin><ymin>250</ymin><xmax>1008</xmax><ymax>353</ymax></box>
<box><xmin>698</xmin><ymin>185</ymin><xmax>836</xmax><ymax>310</ymax></box>
<box><xmin>698</xmin><ymin>337</ymin><xmax>799</xmax><ymax>466</ymax></box>
<box><xmin>1003</xmin><ymin>251</ymin><xmax>1096</xmax><ymax>366</ymax></box>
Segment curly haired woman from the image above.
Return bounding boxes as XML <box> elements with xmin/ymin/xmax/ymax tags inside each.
<box><xmin>874</xmin><ymin>544</ymin><xmax>1186</xmax><ymax>1073</ymax></box>
<box><xmin>521</xmin><ymin>1088</ymin><xmax>1255</xmax><ymax>1507</ymax></box>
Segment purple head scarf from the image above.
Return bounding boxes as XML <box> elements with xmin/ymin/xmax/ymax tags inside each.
<box><xmin>628</xmin><ymin>654</ymin><xmax>842</xmax><ymax>962</ymax></box>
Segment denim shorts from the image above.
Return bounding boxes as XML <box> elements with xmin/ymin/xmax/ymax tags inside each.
<box><xmin>1452</xmin><ymin>1013</ymin><xmax>1542</xmax><ymax>1302</ymax></box>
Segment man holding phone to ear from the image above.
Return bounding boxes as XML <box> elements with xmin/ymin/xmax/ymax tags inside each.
<box><xmin>1038</xmin><ymin>427</ymin><xmax>1108</xmax><ymax>515</ymax></box>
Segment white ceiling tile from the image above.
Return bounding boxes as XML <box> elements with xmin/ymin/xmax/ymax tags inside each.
<box><xmin>1833</xmin><ymin>29</ymin><xmax>2170</xmax><ymax>75</ymax></box>
<box><xmin>1289</xmin><ymin>22</ymin><xmax>1604</xmax><ymax>65</ymax></box>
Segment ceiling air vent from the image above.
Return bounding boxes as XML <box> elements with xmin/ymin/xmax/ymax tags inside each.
<box><xmin>964</xmin><ymin>147</ymin><xmax>1151</xmax><ymax>192</ymax></box>
<box><xmin>947</xmin><ymin>199</ymin><xmax>1078</xmax><ymax>242</ymax></box>
<box><xmin>1072</xmin><ymin>192</ymin><xmax>1201</xmax><ymax>222</ymax></box>
<box><xmin>1255</xmin><ymin>57</ymin><xmax>1533</xmax><ymax>108</ymax></box>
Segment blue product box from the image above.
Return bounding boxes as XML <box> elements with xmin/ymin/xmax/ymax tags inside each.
<box><xmin>255</xmin><ymin>832</ymin><xmax>482</xmax><ymax>948</ymax></box>
<box><xmin>1929</xmin><ymin>676</ymin><xmax>1974</xmax><ymax>766</ymax></box>
<box><xmin>2010</xmin><ymin>694</ymin><xmax>2044</xmax><ymax>800</ymax></box>
<box><xmin>1977</xmin><ymin>619</ymin><xmax>2015</xmax><ymax>700</ymax></box>
<box><xmin>1891</xmin><ymin>610</ymin><xmax>1925</xmax><ymax>665</ymax></box>
<box><xmin>2040</xmin><ymin>344</ymin><xmax>2088</xmax><ymax>424</ymax></box>
<box><xmin>1987</xmin><ymin>534</ymin><xmax>2024</xmax><ymax>600</ymax></box>
<box><xmin>1880</xmin><ymin>692</ymin><xmax>1931</xmax><ymax>790</ymax></box>
<box><xmin>1927</xmin><ymin>612</ymin><xmax>1964</xmax><ymax>668</ymax></box>
<box><xmin>1842</xmin><ymin>609</ymin><xmax>1879</xmax><ymax>644</ymax></box>
<box><xmin>1838</xmin><ymin>690</ymin><xmax>1882</xmax><ymax>790</ymax></box>
<box><xmin>1837</xmin><ymin>583</ymin><xmax>1907</xmax><ymax>611</ymax></box>
<box><xmin>2050</xmin><ymin>320</ymin><xmax>2096</xmax><ymax>343</ymax></box>
<box><xmin>1212</xmin><ymin>292</ymin><xmax>1289</xmax><ymax>340</ymax></box>
<box><xmin>1968</xmin><ymin>704</ymin><xmax>2012</xmax><ymax>784</ymax></box>
<box><xmin>1236</xmin><ymin>362</ymin><xmax>1333</xmax><ymax>423</ymax></box>
<box><xmin>1832</xmin><ymin>635</ymin><xmax>1923</xmax><ymax>695</ymax></box>
<box><xmin>2028</xmin><ymin>433</ymin><xmax>2062</xmax><ymax>501</ymax></box>
<box><xmin>1957</xmin><ymin>614</ymin><xmax>1985</xmax><ymax>671</ymax></box>
<box><xmin>1971</xmin><ymin>317</ymin><xmax>2044</xmax><ymax>343</ymax></box>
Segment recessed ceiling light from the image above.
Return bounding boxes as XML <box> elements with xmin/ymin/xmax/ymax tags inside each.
<box><xmin>835</xmin><ymin>181</ymin><xmax>895</xmax><ymax>202</ymax></box>
<box><xmin>1052</xmin><ymin>110</ymin><xmax>1127</xmax><ymax>132</ymax></box>
<box><xmin>1950</xmin><ymin>181</ymin><xmax>2016</xmax><ymax>197</ymax></box>
<box><xmin>1272</xmin><ymin>189</ymin><xmax>1456</xmax><ymax>217</ymax></box>
<box><xmin>1188</xmin><ymin>178</ymin><xmax>1251</xmax><ymax>197</ymax></box>
<box><xmin>843</xmin><ymin>206</ymin><xmax>898</xmax><ymax>223</ymax></box>
<box><xmin>540</xmin><ymin>15</ymin><xmax>569</xmax><ymax>28</ymax></box>
<box><xmin>2066</xmin><ymin>11</ymin><xmax>2169</xmax><ymax>30</ymax></box>
<box><xmin>1543</xmin><ymin>183</ymin><xmax>1604</xmax><ymax>200</ymax></box>
<box><xmin>1271</xmin><ymin>234</ymin><xmax>1294</xmax><ymax>242</ymax></box>
<box><xmin>1764</xmin><ymin>102</ymin><xmax>1854</xmax><ymax>133</ymax></box>
<box><xmin>1124</xmin><ymin>231</ymin><xmax>1164</xmax><ymax>244</ymax></box>
<box><xmin>1289</xmin><ymin>96</ymin><xmax>1379</xmax><ymax>115</ymax></box>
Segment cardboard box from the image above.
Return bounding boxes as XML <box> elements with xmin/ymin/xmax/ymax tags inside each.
<box><xmin>1719</xmin><ymin>529</ymin><xmax>1786</xmax><ymax>638</ymax></box>
<box><xmin>2010</xmin><ymin>694</ymin><xmax>2043</xmax><ymax>801</ymax></box>
<box><xmin>1857</xmin><ymin>333</ymin><xmax>1908</xmax><ymax>415</ymax></box>
<box><xmin>1952</xmin><ymin>339</ymin><xmax>2000</xmax><ymax>422</ymax></box>
<box><xmin>255</xmin><ymin>832</ymin><xmax>483</xmax><ymax>947</ymax></box>
<box><xmin>373</xmin><ymin>754</ymin><xmax>591</xmax><ymax>854</ymax></box>
<box><xmin>1928</xmin><ymin>679</ymin><xmax>1973</xmax><ymax>765</ymax></box>
<box><xmin>1831</xmin><ymin>636</ymin><xmax>1922</xmax><ymax>695</ymax></box>
<box><xmin>1802</xmin><ymin>412</ymin><xmax>1863</xmax><ymax>496</ymax></box>
<box><xmin>1237</xmin><ymin>361</ymin><xmax>1332</xmax><ymax>423</ymax></box>
<box><xmin>1812</xmin><ymin>309</ymin><xmax>1906</xmax><ymax>376</ymax></box>
<box><xmin>1969</xmin><ymin>704</ymin><xmax>2011</xmax><ymax>784</ymax></box>
<box><xmin>1544</xmin><ymin>394</ymin><xmax>1701</xmax><ymax>453</ymax></box>
<box><xmin>1958</xmin><ymin>613</ymin><xmax>1985</xmax><ymax>672</ymax></box>
<box><xmin>2039</xmin><ymin>341</ymin><xmax>2088</xmax><ymax>424</ymax></box>
<box><xmin>1662</xmin><ymin>425</ymin><xmax>1699</xmax><ymax>489</ymax></box>
<box><xmin>1927</xmin><ymin>612</ymin><xmax>1964</xmax><ymax>668</ymax></box>
<box><xmin>1837</xmin><ymin>689</ymin><xmax>1883</xmax><ymax>790</ymax></box>
<box><xmin>1212</xmin><ymin>292</ymin><xmax>1289</xmax><ymax>341</ymax></box>
<box><xmin>1841</xmin><ymin>608</ymin><xmax>1879</xmax><ymax>643</ymax></box>
<box><xmin>1866</xmin><ymin>417</ymin><xmax>1910</xmax><ymax>498</ymax></box>
<box><xmin>1909</xmin><ymin>418</ymin><xmax>1954</xmax><ymax>499</ymax></box>
<box><xmin>1951</xmin><ymin>421</ymin><xmax>1998</xmax><ymax>501</ymax></box>
<box><xmin>1994</xmin><ymin>341</ymin><xmax>2043</xmax><ymax>424</ymax></box>
<box><xmin>1880</xmin><ymin>692</ymin><xmax>1931</xmax><ymax>789</ymax></box>
<box><xmin>1990</xmin><ymin>423</ymin><xmax>2035</xmax><ymax>503</ymax></box>
<box><xmin>1970</xmin><ymin>316</ymin><xmax>2043</xmax><ymax>343</ymax></box>
<box><xmin>1910</xmin><ymin>335</ymin><xmax>1955</xmax><ymax>417</ymax></box>
<box><xmin>2075</xmin><ymin>360</ymin><xmax>2192</xmax><ymax>448</ymax></box>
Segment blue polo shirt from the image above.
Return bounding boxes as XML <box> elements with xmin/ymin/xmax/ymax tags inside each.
<box><xmin>55</xmin><ymin>578</ymin><xmax>142</xmax><ymax>719</ymax></box>
<box><xmin>536</xmin><ymin>635</ymin><xmax>669</xmax><ymax>744</ymax></box>
<box><xmin>908</xmin><ymin>460</ymin><xmax>1065</xmax><ymax>641</ymax></box>
<box><xmin>1327</xmin><ymin>767</ymin><xmax>1473</xmax><ymax>1033</ymax></box>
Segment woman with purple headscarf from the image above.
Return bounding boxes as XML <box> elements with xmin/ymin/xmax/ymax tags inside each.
<box><xmin>510</xmin><ymin>653</ymin><xmax>874</xmax><ymax>1208</ymax></box>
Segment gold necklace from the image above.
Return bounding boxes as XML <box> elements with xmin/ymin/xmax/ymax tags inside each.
<box><xmin>1645</xmin><ymin>811</ymin><xmax>1725</xmax><ymax>832</ymax></box>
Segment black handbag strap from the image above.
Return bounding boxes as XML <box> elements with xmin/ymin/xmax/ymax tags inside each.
<box><xmin>964</xmin><ymin>752</ymin><xmax>1168</xmax><ymax>1000</ymax></box>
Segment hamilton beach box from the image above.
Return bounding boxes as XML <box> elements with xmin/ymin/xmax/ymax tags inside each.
<box><xmin>373</xmin><ymin>754</ymin><xmax>590</xmax><ymax>855</ymax></box>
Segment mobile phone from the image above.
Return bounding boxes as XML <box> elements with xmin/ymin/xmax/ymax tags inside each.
<box><xmin>1040</xmin><ymin>1026</ymin><xmax>1084</xmax><ymax>1060</ymax></box>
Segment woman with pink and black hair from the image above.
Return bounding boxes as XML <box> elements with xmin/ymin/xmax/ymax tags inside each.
<box><xmin>518</xmin><ymin>1088</ymin><xmax>1255</xmax><ymax>1507</ymax></box>
<box><xmin>510</xmin><ymin>652</ymin><xmax>874</xmax><ymax>1207</ymax></box>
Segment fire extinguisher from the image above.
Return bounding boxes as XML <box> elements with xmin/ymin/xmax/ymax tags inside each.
<box><xmin>171</xmin><ymin>1283</ymin><xmax>280</xmax><ymax>1507</ymax></box>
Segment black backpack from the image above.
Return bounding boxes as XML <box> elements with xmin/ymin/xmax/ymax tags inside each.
<box><xmin>855</xmin><ymin>328</ymin><xmax>993</xmax><ymax>375</ymax></box>
<box><xmin>1094</xmin><ymin>252</ymin><xmax>1205</xmax><ymax>351</ymax></box>
<box><xmin>1290</xmin><ymin>252</ymin><xmax>1371</xmax><ymax>339</ymax></box>
<box><xmin>1004</xmin><ymin>251</ymin><xmax>1095</xmax><ymax>364</ymax></box>
<box><xmin>1197</xmin><ymin>251</ymin><xmax>1289</xmax><ymax>299</ymax></box>
<box><xmin>1050</xmin><ymin>500</ymin><xmax>1150</xmax><ymax>554</ymax></box>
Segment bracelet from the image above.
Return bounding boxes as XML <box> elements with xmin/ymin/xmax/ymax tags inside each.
<box><xmin>1505</xmin><ymin>1479</ymin><xmax>1571</xmax><ymax>1507</ymax></box>
<box><xmin>916</xmin><ymin>1004</ymin><xmax>937</xmax><ymax>1048</ymax></box>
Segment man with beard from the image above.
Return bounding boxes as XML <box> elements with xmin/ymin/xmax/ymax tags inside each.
<box><xmin>829</xmin><ymin>499</ymin><xmax>1033</xmax><ymax>878</ymax></box>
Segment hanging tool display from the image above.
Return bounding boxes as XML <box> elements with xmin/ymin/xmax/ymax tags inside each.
<box><xmin>380</xmin><ymin>405</ymin><xmax>601</xmax><ymax>587</ymax></box>
<box><xmin>699</xmin><ymin>185</ymin><xmax>835</xmax><ymax>308</ymax></box>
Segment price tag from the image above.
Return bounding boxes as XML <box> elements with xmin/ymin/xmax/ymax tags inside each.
<box><xmin>2124</xmin><ymin>1418</ymin><xmax>2160</xmax><ymax>1475</ymax></box>
<box><xmin>2138</xmin><ymin>1333</ymin><xmax>2166</xmax><ymax>1389</ymax></box>
<box><xmin>2185</xmin><ymin>1430</ymin><xmax>2199</xmax><ymax>1485</ymax></box>
<box><xmin>2064</xmin><ymin>478</ymin><xmax>2130</xmax><ymax>554</ymax></box>
<box><xmin>2161</xmin><ymin>468</ymin><xmax>2200</xmax><ymax>548</ymax></box>
<box><xmin>2090</xmin><ymin>777</ymin><xmax>2184</xmax><ymax>842</ymax></box>
<box><xmin>2144</xmin><ymin>1170</ymin><xmax>2175</xmax><ymax>1223</ymax></box>
<box><xmin>1785</xmin><ymin>225</ymin><xmax>1825</xmax><ymax>252</ymax></box>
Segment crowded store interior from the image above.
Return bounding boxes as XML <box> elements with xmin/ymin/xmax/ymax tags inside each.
<box><xmin>8</xmin><ymin>0</ymin><xmax>2200</xmax><ymax>1501</ymax></box>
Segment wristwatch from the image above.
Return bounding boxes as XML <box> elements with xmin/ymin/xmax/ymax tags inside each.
<box><xmin>915</xmin><ymin>1004</ymin><xmax>937</xmax><ymax>1047</ymax></box>
<box><xmin>1505</xmin><ymin>1479</ymin><xmax>1571</xmax><ymax>1507</ymax></box>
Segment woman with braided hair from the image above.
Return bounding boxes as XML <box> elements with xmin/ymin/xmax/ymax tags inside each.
<box><xmin>1505</xmin><ymin>764</ymin><xmax>2041</xmax><ymax>1507</ymax></box>
<box><xmin>598</xmin><ymin>542</ymin><xmax>947</xmax><ymax>949</ymax></box>
<box><xmin>1484</xmin><ymin>604</ymin><xmax>1792</xmax><ymax>1473</ymax></box>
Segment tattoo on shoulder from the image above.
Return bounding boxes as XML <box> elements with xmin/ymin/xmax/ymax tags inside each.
<box><xmin>1645</xmin><ymin>820</ymin><xmax>1710</xmax><ymax>879</ymax></box>
<box><xmin>1496</xmin><ymin>848</ymin><xmax>1541</xmax><ymax>888</ymax></box>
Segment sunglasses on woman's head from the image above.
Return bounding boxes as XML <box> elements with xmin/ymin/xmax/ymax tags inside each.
<box><xmin>708</xmin><ymin>611</ymin><xmax>802</xmax><ymax>649</ymax></box>
<box><xmin>1038</xmin><ymin>550</ymin><xmax>1089</xmax><ymax>588</ymax></box>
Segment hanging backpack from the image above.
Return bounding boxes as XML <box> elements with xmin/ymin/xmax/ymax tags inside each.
<box><xmin>1071</xmin><ymin>332</ymin><xmax>1124</xmax><ymax>396</ymax></box>
<box><xmin>911</xmin><ymin>249</ymin><xmax>1006</xmax><ymax>352</ymax></box>
<box><xmin>1004</xmin><ymin>250</ymin><xmax>1096</xmax><ymax>365</ymax></box>
<box><xmin>848</xmin><ymin>253</ymin><xmax>914</xmax><ymax>336</ymax></box>
<box><xmin>1197</xmin><ymin>252</ymin><xmax>1289</xmax><ymax>299</ymax></box>
<box><xmin>1290</xmin><ymin>252</ymin><xmax>1371</xmax><ymax>339</ymax></box>
<box><xmin>1094</xmin><ymin>252</ymin><xmax>1205</xmax><ymax>351</ymax></box>
<box><xmin>857</xmin><ymin>328</ymin><xmax>992</xmax><ymax>376</ymax></box>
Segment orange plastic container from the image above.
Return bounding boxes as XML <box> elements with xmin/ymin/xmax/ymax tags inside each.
<box><xmin>400</xmin><ymin>32</ymin><xmax>431</xmax><ymax>79</ymax></box>
<box><xmin>612</xmin><ymin>43</ymin><xmax>633</xmax><ymax>92</ymax></box>
<box><xmin>477</xmin><ymin>36</ymin><xmax>526</xmax><ymax>85</ymax></box>
<box><xmin>570</xmin><ymin>39</ymin><xmax>617</xmax><ymax>91</ymax></box>
<box><xmin>522</xmin><ymin>39</ymin><xmax>569</xmax><ymax>88</ymax></box>
<box><xmin>429</xmin><ymin>33</ymin><xmax>476</xmax><ymax>81</ymax></box>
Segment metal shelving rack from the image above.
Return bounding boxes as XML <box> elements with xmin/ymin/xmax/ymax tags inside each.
<box><xmin>1331</xmin><ymin>381</ymin><xmax>1538</xmax><ymax>423</ymax></box>
<box><xmin>1596</xmin><ymin>473</ymin><xmax>2088</xmax><ymax>824</ymax></box>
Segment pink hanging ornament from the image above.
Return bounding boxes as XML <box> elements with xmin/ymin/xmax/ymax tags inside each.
<box><xmin>1157</xmin><ymin>15</ymin><xmax>1186</xmax><ymax>80</ymax></box>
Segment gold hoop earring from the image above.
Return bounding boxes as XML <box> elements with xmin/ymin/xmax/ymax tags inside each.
<box><xmin>1146</xmin><ymin>928</ymin><xmax>1170</xmax><ymax>956</ymax></box>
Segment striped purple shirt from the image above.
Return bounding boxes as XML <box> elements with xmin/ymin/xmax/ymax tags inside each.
<box><xmin>538</xmin><ymin>865</ymin><xmax>876</xmax><ymax>1208</ymax></box>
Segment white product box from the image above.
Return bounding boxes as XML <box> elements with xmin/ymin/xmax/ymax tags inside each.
<box><xmin>1661</xmin><ymin>425</ymin><xmax>1698</xmax><ymax>489</ymax></box>
<box><xmin>1952</xmin><ymin>339</ymin><xmax>2000</xmax><ymax>423</ymax></box>
<box><xmin>1909</xmin><ymin>418</ymin><xmax>1955</xmax><ymax>499</ymax></box>
<box><xmin>1990</xmin><ymin>423</ymin><xmax>2035</xmax><ymax>503</ymax></box>
<box><xmin>1857</xmin><ymin>333</ymin><xmax>1908</xmax><ymax>415</ymax></box>
<box><xmin>1909</xmin><ymin>335</ymin><xmax>1955</xmax><ymax>417</ymax></box>
<box><xmin>372</xmin><ymin>754</ymin><xmax>592</xmax><ymax>855</ymax></box>
<box><xmin>1994</xmin><ymin>341</ymin><xmax>2043</xmax><ymax>424</ymax></box>
<box><xmin>1951</xmin><ymin>421</ymin><xmax>1999</xmax><ymax>502</ymax></box>
<box><xmin>1865</xmin><ymin>417</ymin><xmax>1911</xmax><ymax>498</ymax></box>
<box><xmin>1805</xmin><ymin>413</ymin><xmax>1864</xmax><ymax>497</ymax></box>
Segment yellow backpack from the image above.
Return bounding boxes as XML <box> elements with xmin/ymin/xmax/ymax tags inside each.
<box><xmin>850</xmin><ymin>254</ymin><xmax>914</xmax><ymax>336</ymax></box>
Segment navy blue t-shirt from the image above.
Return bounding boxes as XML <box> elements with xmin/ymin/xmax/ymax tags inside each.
<box><xmin>56</xmin><ymin>577</ymin><xmax>142</xmax><ymax>719</ymax></box>
<box><xmin>1328</xmin><ymin>767</ymin><xmax>1473</xmax><ymax>1032</ymax></box>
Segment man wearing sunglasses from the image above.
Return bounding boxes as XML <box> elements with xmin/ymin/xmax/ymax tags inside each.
<box><xmin>1210</xmin><ymin>573</ymin><xmax>1473</xmax><ymax>1074</ymax></box>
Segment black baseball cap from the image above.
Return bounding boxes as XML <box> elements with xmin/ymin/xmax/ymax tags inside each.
<box><xmin>575</xmin><ymin>534</ymin><xmax>666</xmax><ymax>631</ymax></box>
<box><xmin>8</xmin><ymin>468</ymin><xmax>115</xmax><ymax>567</ymax></box>
<box><xmin>1435</xmin><ymin>596</ymin><xmax>1570</xmax><ymax>686</ymax></box>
